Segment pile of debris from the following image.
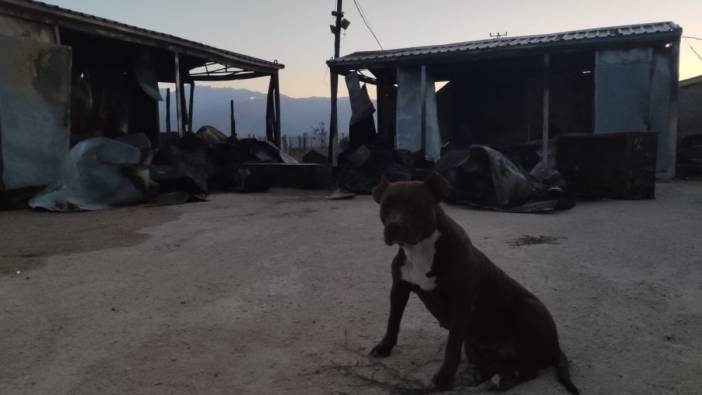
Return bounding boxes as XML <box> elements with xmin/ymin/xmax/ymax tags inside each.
<box><xmin>28</xmin><ymin>127</ymin><xmax>333</xmax><ymax>212</ymax></box>
<box><xmin>335</xmin><ymin>132</ymin><xmax>658</xmax><ymax>213</ymax></box>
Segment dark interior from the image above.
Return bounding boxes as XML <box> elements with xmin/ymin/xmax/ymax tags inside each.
<box><xmin>369</xmin><ymin>51</ymin><xmax>596</xmax><ymax>159</ymax></box>
<box><xmin>60</xmin><ymin>28</ymin><xmax>212</xmax><ymax>147</ymax></box>
<box><xmin>434</xmin><ymin>52</ymin><xmax>595</xmax><ymax>149</ymax></box>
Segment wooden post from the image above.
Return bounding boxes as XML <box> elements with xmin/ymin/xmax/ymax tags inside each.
<box><xmin>666</xmin><ymin>41</ymin><xmax>680</xmax><ymax>179</ymax></box>
<box><xmin>273</xmin><ymin>72</ymin><xmax>282</xmax><ymax>147</ymax></box>
<box><xmin>266</xmin><ymin>75</ymin><xmax>275</xmax><ymax>142</ymax></box>
<box><xmin>328</xmin><ymin>0</ymin><xmax>343</xmax><ymax>165</ymax></box>
<box><xmin>542</xmin><ymin>53</ymin><xmax>551</xmax><ymax>169</ymax></box>
<box><xmin>166</xmin><ymin>88</ymin><xmax>171</xmax><ymax>133</ymax></box>
<box><xmin>179</xmin><ymin>80</ymin><xmax>188</xmax><ymax>133</ymax></box>
<box><xmin>329</xmin><ymin>72</ymin><xmax>339</xmax><ymax>165</ymax></box>
<box><xmin>230</xmin><ymin>99</ymin><xmax>237</xmax><ymax>139</ymax></box>
<box><xmin>420</xmin><ymin>64</ymin><xmax>427</xmax><ymax>156</ymax></box>
<box><xmin>174</xmin><ymin>53</ymin><xmax>183</xmax><ymax>137</ymax></box>
<box><xmin>188</xmin><ymin>82</ymin><xmax>195</xmax><ymax>133</ymax></box>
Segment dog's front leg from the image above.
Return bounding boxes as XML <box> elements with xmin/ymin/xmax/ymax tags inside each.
<box><xmin>432</xmin><ymin>304</ymin><xmax>470</xmax><ymax>390</ymax></box>
<box><xmin>370</xmin><ymin>280</ymin><xmax>411</xmax><ymax>357</ymax></box>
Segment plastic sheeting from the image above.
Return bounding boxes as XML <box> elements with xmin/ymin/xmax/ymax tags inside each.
<box><xmin>395</xmin><ymin>66</ymin><xmax>441</xmax><ymax>162</ymax></box>
<box><xmin>29</xmin><ymin>137</ymin><xmax>149</xmax><ymax>212</ymax></box>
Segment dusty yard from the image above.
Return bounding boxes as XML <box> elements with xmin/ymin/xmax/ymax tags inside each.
<box><xmin>1</xmin><ymin>181</ymin><xmax>701</xmax><ymax>394</ymax></box>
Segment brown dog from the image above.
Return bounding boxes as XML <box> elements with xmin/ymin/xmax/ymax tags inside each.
<box><xmin>370</xmin><ymin>173</ymin><xmax>579</xmax><ymax>393</ymax></box>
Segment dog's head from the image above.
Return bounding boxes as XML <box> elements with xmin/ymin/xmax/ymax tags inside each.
<box><xmin>372</xmin><ymin>173</ymin><xmax>450</xmax><ymax>246</ymax></box>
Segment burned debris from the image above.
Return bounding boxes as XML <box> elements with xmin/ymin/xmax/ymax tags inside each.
<box><xmin>0</xmin><ymin>1</ymin><xmax>689</xmax><ymax>214</ymax></box>
<box><xmin>0</xmin><ymin>0</ymin><xmax>332</xmax><ymax>211</ymax></box>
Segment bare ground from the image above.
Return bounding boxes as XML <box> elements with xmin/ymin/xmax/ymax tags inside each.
<box><xmin>1</xmin><ymin>182</ymin><xmax>701</xmax><ymax>394</ymax></box>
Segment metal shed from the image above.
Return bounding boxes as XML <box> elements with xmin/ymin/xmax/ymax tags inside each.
<box><xmin>327</xmin><ymin>22</ymin><xmax>682</xmax><ymax>178</ymax></box>
<box><xmin>679</xmin><ymin>75</ymin><xmax>702</xmax><ymax>141</ymax></box>
<box><xmin>0</xmin><ymin>0</ymin><xmax>283</xmax><ymax>193</ymax></box>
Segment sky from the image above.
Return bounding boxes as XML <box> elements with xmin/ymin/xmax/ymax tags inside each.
<box><xmin>45</xmin><ymin>0</ymin><xmax>702</xmax><ymax>98</ymax></box>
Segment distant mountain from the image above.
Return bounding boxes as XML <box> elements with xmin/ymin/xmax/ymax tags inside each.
<box><xmin>159</xmin><ymin>86</ymin><xmax>356</xmax><ymax>138</ymax></box>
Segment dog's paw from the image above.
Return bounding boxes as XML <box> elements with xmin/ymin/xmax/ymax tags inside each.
<box><xmin>369</xmin><ymin>341</ymin><xmax>393</xmax><ymax>358</ymax></box>
<box><xmin>431</xmin><ymin>369</ymin><xmax>455</xmax><ymax>390</ymax></box>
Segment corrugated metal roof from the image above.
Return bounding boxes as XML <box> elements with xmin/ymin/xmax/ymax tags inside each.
<box><xmin>0</xmin><ymin>0</ymin><xmax>283</xmax><ymax>73</ymax></box>
<box><xmin>330</xmin><ymin>22</ymin><xmax>681</xmax><ymax>68</ymax></box>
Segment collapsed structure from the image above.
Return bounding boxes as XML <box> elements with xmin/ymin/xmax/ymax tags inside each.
<box><xmin>0</xmin><ymin>0</ymin><xmax>284</xmax><ymax>199</ymax></box>
<box><xmin>328</xmin><ymin>22</ymin><xmax>683</xmax><ymax>206</ymax></box>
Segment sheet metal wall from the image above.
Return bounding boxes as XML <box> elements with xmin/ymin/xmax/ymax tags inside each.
<box><xmin>0</xmin><ymin>35</ymin><xmax>71</xmax><ymax>190</ymax></box>
<box><xmin>594</xmin><ymin>47</ymin><xmax>675</xmax><ymax>172</ymax></box>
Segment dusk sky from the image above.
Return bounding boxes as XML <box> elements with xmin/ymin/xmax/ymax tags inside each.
<box><xmin>45</xmin><ymin>0</ymin><xmax>702</xmax><ymax>98</ymax></box>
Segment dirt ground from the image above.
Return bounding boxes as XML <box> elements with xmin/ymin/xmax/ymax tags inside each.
<box><xmin>1</xmin><ymin>181</ymin><xmax>701</xmax><ymax>395</ymax></box>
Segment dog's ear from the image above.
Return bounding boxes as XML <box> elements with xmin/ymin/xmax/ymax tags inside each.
<box><xmin>424</xmin><ymin>172</ymin><xmax>450</xmax><ymax>203</ymax></box>
<box><xmin>372</xmin><ymin>177</ymin><xmax>390</xmax><ymax>203</ymax></box>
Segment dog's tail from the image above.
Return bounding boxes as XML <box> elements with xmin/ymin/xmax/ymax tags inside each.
<box><xmin>555</xmin><ymin>349</ymin><xmax>580</xmax><ymax>395</ymax></box>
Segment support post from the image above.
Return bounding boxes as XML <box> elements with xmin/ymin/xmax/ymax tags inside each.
<box><xmin>188</xmin><ymin>82</ymin><xmax>195</xmax><ymax>133</ymax></box>
<box><xmin>329</xmin><ymin>72</ymin><xmax>339</xmax><ymax>165</ymax></box>
<box><xmin>542</xmin><ymin>53</ymin><xmax>551</xmax><ymax>169</ymax></box>
<box><xmin>179</xmin><ymin>80</ymin><xmax>188</xmax><ymax>133</ymax></box>
<box><xmin>166</xmin><ymin>88</ymin><xmax>171</xmax><ymax>133</ymax></box>
<box><xmin>328</xmin><ymin>0</ymin><xmax>343</xmax><ymax>165</ymax></box>
<box><xmin>273</xmin><ymin>71</ymin><xmax>282</xmax><ymax>147</ymax></box>
<box><xmin>174</xmin><ymin>53</ymin><xmax>183</xmax><ymax>137</ymax></box>
<box><xmin>230</xmin><ymin>99</ymin><xmax>237</xmax><ymax>139</ymax></box>
<box><xmin>666</xmin><ymin>40</ymin><xmax>680</xmax><ymax>179</ymax></box>
<box><xmin>266</xmin><ymin>75</ymin><xmax>275</xmax><ymax>143</ymax></box>
<box><xmin>420</xmin><ymin>64</ymin><xmax>427</xmax><ymax>155</ymax></box>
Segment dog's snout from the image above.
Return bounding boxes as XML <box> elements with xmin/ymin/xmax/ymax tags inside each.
<box><xmin>384</xmin><ymin>221</ymin><xmax>402</xmax><ymax>246</ymax></box>
<box><xmin>386</xmin><ymin>221</ymin><xmax>401</xmax><ymax>234</ymax></box>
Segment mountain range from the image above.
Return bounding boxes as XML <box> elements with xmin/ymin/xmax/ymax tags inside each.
<box><xmin>159</xmin><ymin>86</ymin><xmax>355</xmax><ymax>138</ymax></box>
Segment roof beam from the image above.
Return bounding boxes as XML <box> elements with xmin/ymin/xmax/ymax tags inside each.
<box><xmin>191</xmin><ymin>71</ymin><xmax>269</xmax><ymax>82</ymax></box>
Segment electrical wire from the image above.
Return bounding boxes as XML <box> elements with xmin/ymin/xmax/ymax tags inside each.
<box><xmin>684</xmin><ymin>37</ymin><xmax>702</xmax><ymax>61</ymax></box>
<box><xmin>351</xmin><ymin>0</ymin><xmax>383</xmax><ymax>50</ymax></box>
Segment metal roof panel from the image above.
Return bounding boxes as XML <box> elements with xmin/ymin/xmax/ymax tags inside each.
<box><xmin>329</xmin><ymin>21</ymin><xmax>681</xmax><ymax>68</ymax></box>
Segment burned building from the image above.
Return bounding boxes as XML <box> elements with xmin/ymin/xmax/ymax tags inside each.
<box><xmin>679</xmin><ymin>75</ymin><xmax>702</xmax><ymax>140</ymax></box>
<box><xmin>0</xmin><ymin>0</ymin><xmax>283</xmax><ymax>196</ymax></box>
<box><xmin>328</xmin><ymin>22</ymin><xmax>682</xmax><ymax>182</ymax></box>
<box><xmin>677</xmin><ymin>75</ymin><xmax>702</xmax><ymax>175</ymax></box>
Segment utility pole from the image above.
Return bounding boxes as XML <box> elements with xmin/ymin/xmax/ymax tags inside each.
<box><xmin>328</xmin><ymin>0</ymin><xmax>349</xmax><ymax>166</ymax></box>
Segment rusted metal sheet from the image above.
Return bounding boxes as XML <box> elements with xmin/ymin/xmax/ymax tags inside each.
<box><xmin>0</xmin><ymin>34</ymin><xmax>71</xmax><ymax>190</ymax></box>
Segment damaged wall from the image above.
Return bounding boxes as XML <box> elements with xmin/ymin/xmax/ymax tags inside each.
<box><xmin>0</xmin><ymin>14</ymin><xmax>55</xmax><ymax>44</ymax></box>
<box><xmin>0</xmin><ymin>34</ymin><xmax>71</xmax><ymax>190</ymax></box>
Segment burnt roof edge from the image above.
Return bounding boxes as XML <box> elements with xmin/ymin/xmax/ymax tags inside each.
<box><xmin>0</xmin><ymin>0</ymin><xmax>284</xmax><ymax>74</ymax></box>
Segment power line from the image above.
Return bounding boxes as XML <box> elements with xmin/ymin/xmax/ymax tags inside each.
<box><xmin>684</xmin><ymin>37</ymin><xmax>702</xmax><ymax>61</ymax></box>
<box><xmin>351</xmin><ymin>0</ymin><xmax>383</xmax><ymax>50</ymax></box>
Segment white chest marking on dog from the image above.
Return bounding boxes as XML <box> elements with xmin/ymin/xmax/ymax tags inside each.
<box><xmin>400</xmin><ymin>231</ymin><xmax>440</xmax><ymax>291</ymax></box>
